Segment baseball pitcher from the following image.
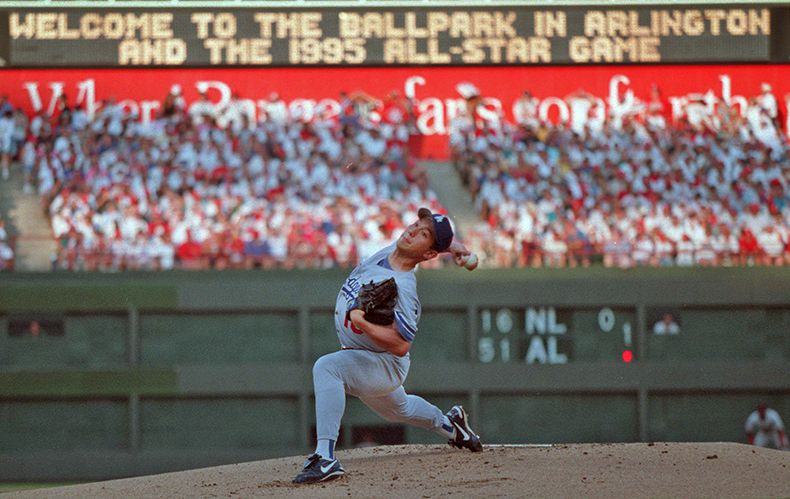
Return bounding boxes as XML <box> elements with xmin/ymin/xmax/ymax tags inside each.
<box><xmin>293</xmin><ymin>207</ymin><xmax>482</xmax><ymax>484</ymax></box>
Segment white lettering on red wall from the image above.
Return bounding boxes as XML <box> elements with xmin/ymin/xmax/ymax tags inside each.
<box><xmin>2</xmin><ymin>66</ymin><xmax>788</xmax><ymax>159</ymax></box>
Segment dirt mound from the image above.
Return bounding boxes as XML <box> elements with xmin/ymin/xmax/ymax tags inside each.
<box><xmin>8</xmin><ymin>443</ymin><xmax>790</xmax><ymax>498</ymax></box>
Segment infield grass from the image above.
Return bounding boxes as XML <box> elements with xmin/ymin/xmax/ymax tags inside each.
<box><xmin>0</xmin><ymin>482</ymin><xmax>82</xmax><ymax>492</ymax></box>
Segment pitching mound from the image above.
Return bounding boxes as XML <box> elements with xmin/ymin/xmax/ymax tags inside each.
<box><xmin>7</xmin><ymin>443</ymin><xmax>790</xmax><ymax>498</ymax></box>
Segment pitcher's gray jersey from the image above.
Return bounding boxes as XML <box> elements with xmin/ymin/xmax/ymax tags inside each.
<box><xmin>334</xmin><ymin>243</ymin><xmax>420</xmax><ymax>352</ymax></box>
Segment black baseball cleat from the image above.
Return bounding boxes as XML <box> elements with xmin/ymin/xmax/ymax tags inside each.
<box><xmin>446</xmin><ymin>405</ymin><xmax>483</xmax><ymax>452</ymax></box>
<box><xmin>292</xmin><ymin>453</ymin><xmax>345</xmax><ymax>484</ymax></box>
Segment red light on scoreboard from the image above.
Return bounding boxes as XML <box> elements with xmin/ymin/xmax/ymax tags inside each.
<box><xmin>622</xmin><ymin>350</ymin><xmax>634</xmax><ymax>363</ymax></box>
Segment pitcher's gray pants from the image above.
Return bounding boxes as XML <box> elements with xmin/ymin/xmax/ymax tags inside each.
<box><xmin>313</xmin><ymin>349</ymin><xmax>447</xmax><ymax>442</ymax></box>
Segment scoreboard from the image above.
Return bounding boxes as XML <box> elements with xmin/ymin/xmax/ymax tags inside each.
<box><xmin>474</xmin><ymin>304</ymin><xmax>790</xmax><ymax>365</ymax></box>
<box><xmin>477</xmin><ymin>306</ymin><xmax>636</xmax><ymax>365</ymax></box>
<box><xmin>1</xmin><ymin>4</ymin><xmax>789</xmax><ymax>67</ymax></box>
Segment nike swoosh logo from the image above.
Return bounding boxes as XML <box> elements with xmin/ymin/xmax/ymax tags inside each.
<box><xmin>320</xmin><ymin>462</ymin><xmax>336</xmax><ymax>473</ymax></box>
<box><xmin>455</xmin><ymin>425</ymin><xmax>471</xmax><ymax>441</ymax></box>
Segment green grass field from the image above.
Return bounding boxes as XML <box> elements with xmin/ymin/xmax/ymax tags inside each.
<box><xmin>0</xmin><ymin>483</ymin><xmax>81</xmax><ymax>493</ymax></box>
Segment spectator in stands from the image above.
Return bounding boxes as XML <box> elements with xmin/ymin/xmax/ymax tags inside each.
<box><xmin>0</xmin><ymin>237</ymin><xmax>12</xmax><ymax>271</ymax></box>
<box><xmin>513</xmin><ymin>90</ymin><xmax>539</xmax><ymax>130</ymax></box>
<box><xmin>0</xmin><ymin>110</ymin><xmax>14</xmax><ymax>179</ymax></box>
<box><xmin>218</xmin><ymin>92</ymin><xmax>254</xmax><ymax>134</ymax></box>
<box><xmin>738</xmin><ymin>228</ymin><xmax>760</xmax><ymax>266</ymax></box>
<box><xmin>757</xmin><ymin>224</ymin><xmax>784</xmax><ymax>265</ymax></box>
<box><xmin>264</xmin><ymin>92</ymin><xmax>288</xmax><ymax>126</ymax></box>
<box><xmin>188</xmin><ymin>90</ymin><xmax>216</xmax><ymax>125</ymax></box>
<box><xmin>542</xmin><ymin>227</ymin><xmax>568</xmax><ymax>267</ymax></box>
<box><xmin>12</xmin><ymin>109</ymin><xmax>27</xmax><ymax>155</ymax></box>
<box><xmin>0</xmin><ymin>219</ymin><xmax>13</xmax><ymax>271</ymax></box>
<box><xmin>0</xmin><ymin>95</ymin><xmax>12</xmax><ymax>116</ymax></box>
<box><xmin>645</xmin><ymin>84</ymin><xmax>666</xmax><ymax>130</ymax></box>
<box><xmin>602</xmin><ymin>228</ymin><xmax>632</xmax><ymax>269</ymax></box>
<box><xmin>632</xmin><ymin>230</ymin><xmax>655</xmax><ymax>267</ymax></box>
<box><xmin>675</xmin><ymin>234</ymin><xmax>695</xmax><ymax>267</ymax></box>
<box><xmin>53</xmin><ymin>93</ymin><xmax>73</xmax><ymax>130</ymax></box>
<box><xmin>161</xmin><ymin>84</ymin><xmax>186</xmax><ymax>119</ymax></box>
<box><xmin>757</xmin><ymin>83</ymin><xmax>778</xmax><ymax>127</ymax></box>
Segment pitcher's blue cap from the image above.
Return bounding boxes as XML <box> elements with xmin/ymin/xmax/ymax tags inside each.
<box><xmin>418</xmin><ymin>207</ymin><xmax>453</xmax><ymax>252</ymax></box>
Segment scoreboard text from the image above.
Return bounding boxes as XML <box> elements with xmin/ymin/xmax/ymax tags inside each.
<box><xmin>1</xmin><ymin>5</ymin><xmax>787</xmax><ymax>67</ymax></box>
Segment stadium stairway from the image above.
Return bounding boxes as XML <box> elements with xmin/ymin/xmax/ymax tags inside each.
<box><xmin>0</xmin><ymin>164</ymin><xmax>55</xmax><ymax>271</ymax></box>
<box><xmin>421</xmin><ymin>160</ymin><xmax>479</xmax><ymax>236</ymax></box>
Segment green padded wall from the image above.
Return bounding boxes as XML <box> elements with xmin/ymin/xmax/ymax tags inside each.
<box><xmin>0</xmin><ymin>282</ymin><xmax>177</xmax><ymax>311</ymax></box>
<box><xmin>140</xmin><ymin>313</ymin><xmax>299</xmax><ymax>365</ymax></box>
<box><xmin>2</xmin><ymin>333</ymin><xmax>70</xmax><ymax>368</ymax></box>
<box><xmin>0</xmin><ymin>317</ymin><xmax>5</xmax><ymax>368</ymax></box>
<box><xmin>769</xmin><ymin>309</ymin><xmax>790</xmax><ymax>360</ymax></box>
<box><xmin>478</xmin><ymin>394</ymin><xmax>638</xmax><ymax>444</ymax></box>
<box><xmin>140</xmin><ymin>397</ymin><xmax>300</xmax><ymax>450</ymax></box>
<box><xmin>0</xmin><ymin>399</ymin><xmax>128</xmax><ymax>451</ymax></box>
<box><xmin>309</xmin><ymin>310</ymin><xmax>340</xmax><ymax>361</ymax></box>
<box><xmin>63</xmin><ymin>315</ymin><xmax>128</xmax><ymax>368</ymax></box>
<box><xmin>409</xmin><ymin>311</ymin><xmax>468</xmax><ymax>362</ymax></box>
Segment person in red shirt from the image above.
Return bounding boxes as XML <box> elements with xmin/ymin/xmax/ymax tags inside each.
<box><xmin>738</xmin><ymin>228</ymin><xmax>759</xmax><ymax>266</ymax></box>
<box><xmin>176</xmin><ymin>231</ymin><xmax>204</xmax><ymax>269</ymax></box>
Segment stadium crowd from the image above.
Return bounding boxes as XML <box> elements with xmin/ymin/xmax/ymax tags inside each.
<box><xmin>1</xmin><ymin>81</ymin><xmax>789</xmax><ymax>271</ymax></box>
<box><xmin>5</xmin><ymin>87</ymin><xmax>445</xmax><ymax>271</ymax></box>
<box><xmin>451</xmin><ymin>84</ymin><xmax>790</xmax><ymax>268</ymax></box>
<box><xmin>0</xmin><ymin>95</ymin><xmax>23</xmax><ymax>271</ymax></box>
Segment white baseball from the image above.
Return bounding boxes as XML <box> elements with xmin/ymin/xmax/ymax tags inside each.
<box><xmin>463</xmin><ymin>253</ymin><xmax>478</xmax><ymax>271</ymax></box>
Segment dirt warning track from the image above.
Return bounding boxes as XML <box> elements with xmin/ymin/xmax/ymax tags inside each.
<box><xmin>7</xmin><ymin>442</ymin><xmax>790</xmax><ymax>498</ymax></box>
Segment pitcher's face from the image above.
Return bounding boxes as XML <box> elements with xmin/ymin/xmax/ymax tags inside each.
<box><xmin>397</xmin><ymin>218</ymin><xmax>436</xmax><ymax>259</ymax></box>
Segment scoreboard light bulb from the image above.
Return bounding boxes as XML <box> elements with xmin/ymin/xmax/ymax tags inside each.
<box><xmin>621</xmin><ymin>350</ymin><xmax>634</xmax><ymax>363</ymax></box>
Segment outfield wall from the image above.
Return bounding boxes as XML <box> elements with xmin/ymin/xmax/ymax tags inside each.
<box><xmin>0</xmin><ymin>267</ymin><xmax>788</xmax><ymax>480</ymax></box>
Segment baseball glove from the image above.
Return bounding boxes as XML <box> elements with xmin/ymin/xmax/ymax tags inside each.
<box><xmin>357</xmin><ymin>278</ymin><xmax>398</xmax><ymax>326</ymax></box>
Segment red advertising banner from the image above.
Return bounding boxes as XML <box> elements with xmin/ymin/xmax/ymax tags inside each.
<box><xmin>1</xmin><ymin>65</ymin><xmax>788</xmax><ymax>159</ymax></box>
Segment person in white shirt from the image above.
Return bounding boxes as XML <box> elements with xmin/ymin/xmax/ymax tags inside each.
<box><xmin>632</xmin><ymin>233</ymin><xmax>655</xmax><ymax>266</ymax></box>
<box><xmin>513</xmin><ymin>90</ymin><xmax>539</xmax><ymax>129</ymax></box>
<box><xmin>653</xmin><ymin>313</ymin><xmax>680</xmax><ymax>335</ymax></box>
<box><xmin>218</xmin><ymin>93</ymin><xmax>254</xmax><ymax>133</ymax></box>
<box><xmin>358</xmin><ymin>126</ymin><xmax>387</xmax><ymax>159</ymax></box>
<box><xmin>756</xmin><ymin>224</ymin><xmax>785</xmax><ymax>265</ymax></box>
<box><xmin>0</xmin><ymin>110</ymin><xmax>15</xmax><ymax>179</ymax></box>
<box><xmin>188</xmin><ymin>92</ymin><xmax>216</xmax><ymax>125</ymax></box>
<box><xmin>675</xmin><ymin>234</ymin><xmax>695</xmax><ymax>266</ymax></box>
<box><xmin>745</xmin><ymin>402</ymin><xmax>787</xmax><ymax>450</ymax></box>
<box><xmin>757</xmin><ymin>83</ymin><xmax>778</xmax><ymax>121</ymax></box>
<box><xmin>0</xmin><ymin>219</ymin><xmax>13</xmax><ymax>270</ymax></box>
<box><xmin>263</xmin><ymin>92</ymin><xmax>288</xmax><ymax>126</ymax></box>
